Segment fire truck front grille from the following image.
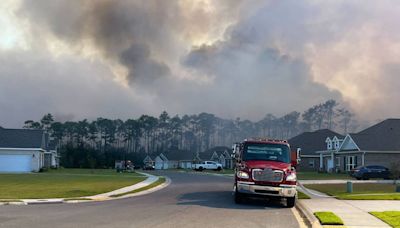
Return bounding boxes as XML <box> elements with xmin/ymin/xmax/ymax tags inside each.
<box><xmin>252</xmin><ymin>169</ymin><xmax>284</xmax><ymax>182</ymax></box>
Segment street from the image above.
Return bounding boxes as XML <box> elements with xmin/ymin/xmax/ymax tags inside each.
<box><xmin>0</xmin><ymin>171</ymin><xmax>301</xmax><ymax>228</ymax></box>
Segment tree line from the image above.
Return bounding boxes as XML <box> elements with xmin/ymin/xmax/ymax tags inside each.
<box><xmin>24</xmin><ymin>100</ymin><xmax>357</xmax><ymax>168</ymax></box>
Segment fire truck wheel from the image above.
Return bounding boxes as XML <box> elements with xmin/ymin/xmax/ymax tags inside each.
<box><xmin>234</xmin><ymin>189</ymin><xmax>244</xmax><ymax>204</ymax></box>
<box><xmin>286</xmin><ymin>196</ymin><xmax>296</xmax><ymax>208</ymax></box>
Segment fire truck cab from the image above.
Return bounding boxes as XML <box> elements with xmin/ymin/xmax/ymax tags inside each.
<box><xmin>232</xmin><ymin>138</ymin><xmax>300</xmax><ymax>207</ymax></box>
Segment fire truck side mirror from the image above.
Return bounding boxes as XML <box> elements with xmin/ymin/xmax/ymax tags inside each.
<box><xmin>297</xmin><ymin>148</ymin><xmax>301</xmax><ymax>163</ymax></box>
<box><xmin>291</xmin><ymin>148</ymin><xmax>301</xmax><ymax>167</ymax></box>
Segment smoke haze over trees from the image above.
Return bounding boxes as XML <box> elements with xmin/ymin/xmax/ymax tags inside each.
<box><xmin>24</xmin><ymin>100</ymin><xmax>357</xmax><ymax>168</ymax></box>
<box><xmin>2</xmin><ymin>1</ymin><xmax>400</xmax><ymax>128</ymax></box>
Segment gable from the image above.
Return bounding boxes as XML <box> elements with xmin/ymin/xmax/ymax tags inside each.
<box><xmin>159</xmin><ymin>153</ymin><xmax>168</xmax><ymax>161</ymax></box>
<box><xmin>210</xmin><ymin>152</ymin><xmax>219</xmax><ymax>160</ymax></box>
<box><xmin>338</xmin><ymin>135</ymin><xmax>360</xmax><ymax>151</ymax></box>
<box><xmin>289</xmin><ymin>129</ymin><xmax>344</xmax><ymax>155</ymax></box>
<box><xmin>143</xmin><ymin>156</ymin><xmax>153</xmax><ymax>162</ymax></box>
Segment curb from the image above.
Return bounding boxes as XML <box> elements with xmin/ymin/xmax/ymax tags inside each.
<box><xmin>296</xmin><ymin>200</ymin><xmax>322</xmax><ymax>228</ymax></box>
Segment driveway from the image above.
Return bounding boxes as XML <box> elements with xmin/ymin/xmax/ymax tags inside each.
<box><xmin>0</xmin><ymin>171</ymin><xmax>301</xmax><ymax>228</ymax></box>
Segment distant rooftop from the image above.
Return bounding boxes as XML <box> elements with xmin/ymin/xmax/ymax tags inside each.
<box><xmin>289</xmin><ymin>129</ymin><xmax>343</xmax><ymax>155</ymax></box>
<box><xmin>0</xmin><ymin>128</ymin><xmax>45</xmax><ymax>149</ymax></box>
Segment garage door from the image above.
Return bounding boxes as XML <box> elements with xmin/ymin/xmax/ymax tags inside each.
<box><xmin>0</xmin><ymin>154</ymin><xmax>31</xmax><ymax>172</ymax></box>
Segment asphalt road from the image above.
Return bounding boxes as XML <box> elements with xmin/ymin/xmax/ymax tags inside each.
<box><xmin>0</xmin><ymin>171</ymin><xmax>301</xmax><ymax>228</ymax></box>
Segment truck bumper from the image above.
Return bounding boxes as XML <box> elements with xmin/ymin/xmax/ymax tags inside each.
<box><xmin>236</xmin><ymin>181</ymin><xmax>297</xmax><ymax>198</ymax></box>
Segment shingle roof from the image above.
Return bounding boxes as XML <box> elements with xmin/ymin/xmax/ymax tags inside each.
<box><xmin>350</xmin><ymin>119</ymin><xmax>400</xmax><ymax>151</ymax></box>
<box><xmin>288</xmin><ymin>129</ymin><xmax>344</xmax><ymax>155</ymax></box>
<box><xmin>0</xmin><ymin>128</ymin><xmax>45</xmax><ymax>149</ymax></box>
<box><xmin>198</xmin><ymin>146</ymin><xmax>230</xmax><ymax>160</ymax></box>
<box><xmin>165</xmin><ymin>150</ymin><xmax>195</xmax><ymax>160</ymax></box>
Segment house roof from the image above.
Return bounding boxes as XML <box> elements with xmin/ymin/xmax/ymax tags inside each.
<box><xmin>198</xmin><ymin>146</ymin><xmax>230</xmax><ymax>160</ymax></box>
<box><xmin>0</xmin><ymin>128</ymin><xmax>45</xmax><ymax>149</ymax></box>
<box><xmin>164</xmin><ymin>150</ymin><xmax>195</xmax><ymax>160</ymax></box>
<box><xmin>288</xmin><ymin>129</ymin><xmax>344</xmax><ymax>155</ymax></box>
<box><xmin>349</xmin><ymin>119</ymin><xmax>400</xmax><ymax>151</ymax></box>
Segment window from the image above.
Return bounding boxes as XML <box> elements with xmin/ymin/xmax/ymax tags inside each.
<box><xmin>327</xmin><ymin>142</ymin><xmax>332</xmax><ymax>150</ymax></box>
<box><xmin>308</xmin><ymin>160</ymin><xmax>315</xmax><ymax>168</ymax></box>
<box><xmin>335</xmin><ymin>142</ymin><xmax>340</xmax><ymax>149</ymax></box>
<box><xmin>243</xmin><ymin>143</ymin><xmax>290</xmax><ymax>163</ymax></box>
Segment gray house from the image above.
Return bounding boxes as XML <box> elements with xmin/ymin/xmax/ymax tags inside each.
<box><xmin>197</xmin><ymin>146</ymin><xmax>233</xmax><ymax>169</ymax></box>
<box><xmin>318</xmin><ymin>119</ymin><xmax>400</xmax><ymax>172</ymax></box>
<box><xmin>289</xmin><ymin>129</ymin><xmax>344</xmax><ymax>171</ymax></box>
<box><xmin>151</xmin><ymin>151</ymin><xmax>195</xmax><ymax>169</ymax></box>
<box><xmin>0</xmin><ymin>128</ymin><xmax>47</xmax><ymax>172</ymax></box>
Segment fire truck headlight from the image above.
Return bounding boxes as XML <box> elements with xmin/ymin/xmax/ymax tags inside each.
<box><xmin>286</xmin><ymin>173</ymin><xmax>297</xmax><ymax>181</ymax></box>
<box><xmin>237</xmin><ymin>171</ymin><xmax>249</xmax><ymax>179</ymax></box>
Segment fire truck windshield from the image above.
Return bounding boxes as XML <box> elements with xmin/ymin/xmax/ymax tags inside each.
<box><xmin>243</xmin><ymin>143</ymin><xmax>290</xmax><ymax>163</ymax></box>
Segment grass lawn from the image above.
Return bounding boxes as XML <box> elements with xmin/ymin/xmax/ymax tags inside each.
<box><xmin>111</xmin><ymin>177</ymin><xmax>166</xmax><ymax>197</ymax></box>
<box><xmin>297</xmin><ymin>171</ymin><xmax>351</xmax><ymax>180</ymax></box>
<box><xmin>314</xmin><ymin>212</ymin><xmax>344</xmax><ymax>225</ymax></box>
<box><xmin>297</xmin><ymin>191</ymin><xmax>311</xmax><ymax>199</ymax></box>
<box><xmin>305</xmin><ymin>183</ymin><xmax>400</xmax><ymax>200</ymax></box>
<box><xmin>370</xmin><ymin>211</ymin><xmax>400</xmax><ymax>228</ymax></box>
<box><xmin>0</xmin><ymin>168</ymin><xmax>146</xmax><ymax>199</ymax></box>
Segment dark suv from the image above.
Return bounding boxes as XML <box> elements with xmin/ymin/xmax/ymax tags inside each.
<box><xmin>350</xmin><ymin>165</ymin><xmax>390</xmax><ymax>180</ymax></box>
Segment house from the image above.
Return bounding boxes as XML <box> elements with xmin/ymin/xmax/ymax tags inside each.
<box><xmin>197</xmin><ymin>146</ymin><xmax>233</xmax><ymax>169</ymax></box>
<box><xmin>165</xmin><ymin>151</ymin><xmax>195</xmax><ymax>169</ymax></box>
<box><xmin>0</xmin><ymin>128</ymin><xmax>48</xmax><ymax>172</ymax></box>
<box><xmin>143</xmin><ymin>155</ymin><xmax>154</xmax><ymax>166</ymax></box>
<box><xmin>154</xmin><ymin>153</ymin><xmax>169</xmax><ymax>169</ymax></box>
<box><xmin>151</xmin><ymin>151</ymin><xmax>196</xmax><ymax>169</ymax></box>
<box><xmin>44</xmin><ymin>139</ymin><xmax>60</xmax><ymax>168</ymax></box>
<box><xmin>288</xmin><ymin>129</ymin><xmax>344</xmax><ymax>171</ymax></box>
<box><xmin>318</xmin><ymin>119</ymin><xmax>400</xmax><ymax>172</ymax></box>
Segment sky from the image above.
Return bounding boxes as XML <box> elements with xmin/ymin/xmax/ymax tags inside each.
<box><xmin>1</xmin><ymin>0</ymin><xmax>400</xmax><ymax>128</ymax></box>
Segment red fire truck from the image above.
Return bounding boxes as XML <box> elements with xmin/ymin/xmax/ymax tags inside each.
<box><xmin>232</xmin><ymin>138</ymin><xmax>300</xmax><ymax>207</ymax></box>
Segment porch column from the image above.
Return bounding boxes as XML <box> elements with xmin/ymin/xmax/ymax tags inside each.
<box><xmin>320</xmin><ymin>153</ymin><xmax>323</xmax><ymax>169</ymax></box>
<box><xmin>362</xmin><ymin>152</ymin><xmax>365</xmax><ymax>166</ymax></box>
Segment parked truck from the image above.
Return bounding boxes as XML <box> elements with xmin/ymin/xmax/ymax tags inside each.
<box><xmin>232</xmin><ymin>138</ymin><xmax>300</xmax><ymax>207</ymax></box>
<box><xmin>192</xmin><ymin>161</ymin><xmax>223</xmax><ymax>171</ymax></box>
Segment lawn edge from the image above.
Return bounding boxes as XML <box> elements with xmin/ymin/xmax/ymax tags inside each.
<box><xmin>296</xmin><ymin>200</ymin><xmax>323</xmax><ymax>228</ymax></box>
<box><xmin>0</xmin><ymin>173</ymin><xmax>171</xmax><ymax>206</ymax></box>
<box><xmin>314</xmin><ymin>211</ymin><xmax>344</xmax><ymax>226</ymax></box>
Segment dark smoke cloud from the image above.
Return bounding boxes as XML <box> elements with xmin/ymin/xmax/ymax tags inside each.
<box><xmin>120</xmin><ymin>43</ymin><xmax>170</xmax><ymax>85</ymax></box>
<box><xmin>19</xmin><ymin>0</ymin><xmax>180</xmax><ymax>85</ymax></box>
<box><xmin>8</xmin><ymin>0</ymin><xmax>400</xmax><ymax>127</ymax></box>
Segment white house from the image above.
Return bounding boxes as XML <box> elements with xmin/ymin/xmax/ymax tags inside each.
<box><xmin>0</xmin><ymin>128</ymin><xmax>47</xmax><ymax>172</ymax></box>
<box><xmin>154</xmin><ymin>153</ymin><xmax>170</xmax><ymax>169</ymax></box>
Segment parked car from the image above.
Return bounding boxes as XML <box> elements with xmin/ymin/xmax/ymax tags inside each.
<box><xmin>350</xmin><ymin>165</ymin><xmax>391</xmax><ymax>180</ymax></box>
<box><xmin>192</xmin><ymin>161</ymin><xmax>223</xmax><ymax>171</ymax></box>
<box><xmin>143</xmin><ymin>163</ymin><xmax>155</xmax><ymax>170</ymax></box>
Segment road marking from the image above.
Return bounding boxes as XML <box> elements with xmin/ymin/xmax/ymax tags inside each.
<box><xmin>291</xmin><ymin>207</ymin><xmax>308</xmax><ymax>228</ymax></box>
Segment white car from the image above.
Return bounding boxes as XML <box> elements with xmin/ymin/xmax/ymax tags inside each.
<box><xmin>193</xmin><ymin>161</ymin><xmax>223</xmax><ymax>171</ymax></box>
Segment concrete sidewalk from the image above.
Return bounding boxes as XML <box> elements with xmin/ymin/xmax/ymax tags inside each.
<box><xmin>298</xmin><ymin>183</ymin><xmax>400</xmax><ymax>228</ymax></box>
<box><xmin>90</xmin><ymin>172</ymin><xmax>158</xmax><ymax>200</ymax></box>
<box><xmin>301</xmin><ymin>198</ymin><xmax>390</xmax><ymax>227</ymax></box>
<box><xmin>300</xmin><ymin>179</ymin><xmax>397</xmax><ymax>185</ymax></box>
